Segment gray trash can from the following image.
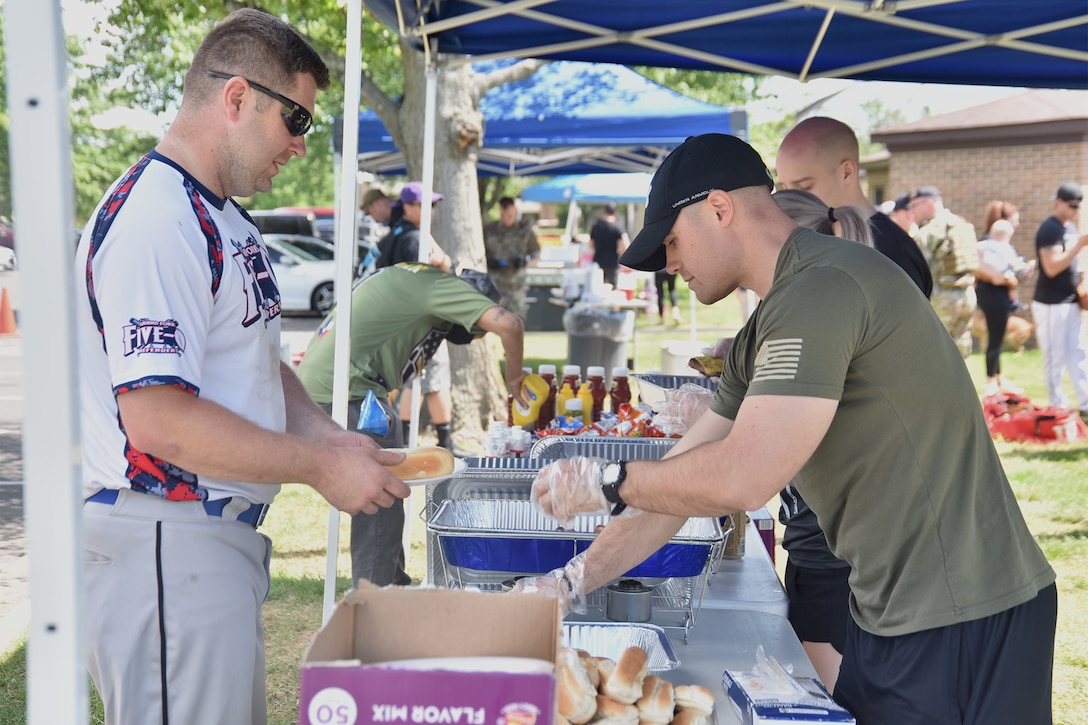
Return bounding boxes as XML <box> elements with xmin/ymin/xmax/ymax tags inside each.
<box><xmin>563</xmin><ymin>307</ymin><xmax>635</xmax><ymax>376</ymax></box>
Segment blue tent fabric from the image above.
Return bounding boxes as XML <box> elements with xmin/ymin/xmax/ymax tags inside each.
<box><xmin>348</xmin><ymin>60</ymin><xmax>746</xmax><ymax>175</ymax></box>
<box><xmin>363</xmin><ymin>0</ymin><xmax>1087</xmax><ymax>90</ymax></box>
<box><xmin>521</xmin><ymin>173</ymin><xmax>652</xmax><ymax>203</ymax></box>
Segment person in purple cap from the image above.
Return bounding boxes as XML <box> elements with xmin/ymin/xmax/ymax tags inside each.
<box><xmin>517</xmin><ymin>133</ymin><xmax>1056</xmax><ymax>725</ymax></box>
<box><xmin>374</xmin><ymin>181</ymin><xmax>451</xmax><ymax>269</ymax></box>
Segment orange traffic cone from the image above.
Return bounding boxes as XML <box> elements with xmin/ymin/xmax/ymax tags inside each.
<box><xmin>0</xmin><ymin>287</ymin><xmax>17</xmax><ymax>337</ymax></box>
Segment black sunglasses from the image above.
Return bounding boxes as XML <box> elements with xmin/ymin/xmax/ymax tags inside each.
<box><xmin>206</xmin><ymin>71</ymin><xmax>312</xmax><ymax>137</ymax></box>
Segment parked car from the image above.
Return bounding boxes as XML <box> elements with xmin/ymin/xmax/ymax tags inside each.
<box><xmin>263</xmin><ymin>234</ymin><xmax>336</xmax><ymax>316</ymax></box>
<box><xmin>271</xmin><ymin>233</ymin><xmax>336</xmax><ymax>261</ymax></box>
<box><xmin>0</xmin><ymin>246</ymin><xmax>14</xmax><ymax>271</ymax></box>
<box><xmin>250</xmin><ymin>207</ymin><xmax>336</xmax><ymax>242</ymax></box>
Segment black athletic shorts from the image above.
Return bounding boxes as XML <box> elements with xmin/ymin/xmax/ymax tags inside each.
<box><xmin>784</xmin><ymin>559</ymin><xmax>852</xmax><ymax>653</ymax></box>
<box><xmin>835</xmin><ymin>583</ymin><xmax>1057</xmax><ymax>725</ymax></box>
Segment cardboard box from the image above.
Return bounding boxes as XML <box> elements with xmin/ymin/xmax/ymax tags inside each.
<box><xmin>299</xmin><ymin>581</ymin><xmax>561</xmax><ymax>725</ymax></box>
<box><xmin>722</xmin><ymin>670</ymin><xmax>855</xmax><ymax>724</ymax></box>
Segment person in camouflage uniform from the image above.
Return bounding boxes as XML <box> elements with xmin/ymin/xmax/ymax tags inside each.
<box><xmin>909</xmin><ymin>186</ymin><xmax>979</xmax><ymax>357</ymax></box>
<box><xmin>484</xmin><ymin>196</ymin><xmax>540</xmax><ymax>319</ymax></box>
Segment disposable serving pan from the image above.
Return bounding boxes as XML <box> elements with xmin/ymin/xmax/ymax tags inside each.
<box><xmin>562</xmin><ymin>622</ymin><xmax>679</xmax><ymax>671</ymax></box>
<box><xmin>632</xmin><ymin>373</ymin><xmax>718</xmax><ymax>406</ymax></box>
<box><xmin>529</xmin><ymin>436</ymin><xmax>678</xmax><ymax>461</ymax></box>
<box><xmin>428</xmin><ymin>499</ymin><xmax>723</xmax><ymax>578</ymax></box>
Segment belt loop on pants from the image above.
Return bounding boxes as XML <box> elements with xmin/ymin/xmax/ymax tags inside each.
<box><xmin>85</xmin><ymin>488</ymin><xmax>269</xmax><ymax>528</ymax></box>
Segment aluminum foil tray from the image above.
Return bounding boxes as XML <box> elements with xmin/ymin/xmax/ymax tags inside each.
<box><xmin>529</xmin><ymin>436</ymin><xmax>678</xmax><ymax>461</ymax></box>
<box><xmin>428</xmin><ymin>499</ymin><xmax>722</xmax><ymax>577</ymax></box>
<box><xmin>632</xmin><ymin>374</ymin><xmax>718</xmax><ymax>407</ymax></box>
<box><xmin>562</xmin><ymin>622</ymin><xmax>679</xmax><ymax>671</ymax></box>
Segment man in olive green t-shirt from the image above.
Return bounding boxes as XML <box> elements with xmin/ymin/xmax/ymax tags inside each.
<box><xmin>523</xmin><ymin>135</ymin><xmax>1056</xmax><ymax>725</ymax></box>
<box><xmin>296</xmin><ymin>263</ymin><xmax>526</xmax><ymax>587</ymax></box>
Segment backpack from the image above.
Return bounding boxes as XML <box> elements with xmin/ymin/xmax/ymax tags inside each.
<box><xmin>983</xmin><ymin>392</ymin><xmax>1088</xmax><ymax>443</ymax></box>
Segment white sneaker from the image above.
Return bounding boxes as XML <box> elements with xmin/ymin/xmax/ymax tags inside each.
<box><xmin>1001</xmin><ymin>381</ymin><xmax>1024</xmax><ymax>395</ymax></box>
<box><xmin>983</xmin><ymin>380</ymin><xmax>1000</xmax><ymax>396</ymax></box>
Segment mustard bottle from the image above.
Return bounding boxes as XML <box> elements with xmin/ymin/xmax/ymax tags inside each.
<box><xmin>556</xmin><ymin>382</ymin><xmax>576</xmax><ymax>421</ymax></box>
<box><xmin>576</xmin><ymin>383</ymin><xmax>594</xmax><ymax>425</ymax></box>
<box><xmin>511</xmin><ymin>374</ymin><xmax>549</xmax><ymax>429</ymax></box>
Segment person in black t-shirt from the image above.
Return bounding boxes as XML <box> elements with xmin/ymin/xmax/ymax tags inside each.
<box><xmin>589</xmin><ymin>202</ymin><xmax>629</xmax><ymax>288</ymax></box>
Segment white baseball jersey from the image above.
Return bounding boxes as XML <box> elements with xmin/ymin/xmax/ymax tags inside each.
<box><xmin>75</xmin><ymin>151</ymin><xmax>285</xmax><ymax>504</ymax></box>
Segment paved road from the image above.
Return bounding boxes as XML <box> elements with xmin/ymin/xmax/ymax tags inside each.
<box><xmin>0</xmin><ymin>267</ymin><xmax>321</xmax><ymax>651</ymax></box>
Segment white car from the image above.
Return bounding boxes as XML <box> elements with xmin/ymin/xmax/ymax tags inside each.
<box><xmin>0</xmin><ymin>246</ymin><xmax>14</xmax><ymax>271</ymax></box>
<box><xmin>263</xmin><ymin>235</ymin><xmax>336</xmax><ymax>316</ymax></box>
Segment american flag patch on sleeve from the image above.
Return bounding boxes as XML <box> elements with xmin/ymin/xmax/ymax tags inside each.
<box><xmin>753</xmin><ymin>338</ymin><xmax>802</xmax><ymax>381</ymax></box>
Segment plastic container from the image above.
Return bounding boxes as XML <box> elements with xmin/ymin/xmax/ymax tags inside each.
<box><xmin>587</xmin><ymin>365</ymin><xmax>607</xmax><ymax>420</ymax></box>
<box><xmin>564</xmin><ymin>398</ymin><xmax>584</xmax><ymax>423</ymax></box>
<box><xmin>556</xmin><ymin>382</ymin><xmax>575</xmax><ymax>420</ymax></box>
<box><xmin>610</xmin><ymin>366</ymin><xmax>632</xmax><ymax>411</ymax></box>
<box><xmin>537</xmin><ymin>364</ymin><xmax>558</xmax><ymax>431</ymax></box>
<box><xmin>576</xmin><ymin>383</ymin><xmax>594</xmax><ymax>425</ymax></box>
<box><xmin>511</xmin><ymin>374</ymin><xmax>549</xmax><ymax>429</ymax></box>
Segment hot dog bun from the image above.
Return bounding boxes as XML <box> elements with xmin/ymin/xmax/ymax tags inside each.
<box><xmin>384</xmin><ymin>446</ymin><xmax>455</xmax><ymax>480</ymax></box>
<box><xmin>602</xmin><ymin>646</ymin><xmax>648</xmax><ymax>705</ymax></box>
<box><xmin>673</xmin><ymin>684</ymin><xmax>714</xmax><ymax>717</ymax></box>
<box><xmin>668</xmin><ymin>710</ymin><xmax>707</xmax><ymax>725</ymax></box>
<box><xmin>636</xmin><ymin>676</ymin><xmax>675</xmax><ymax>724</ymax></box>
<box><xmin>593</xmin><ymin>695</ymin><xmax>639</xmax><ymax>725</ymax></box>
<box><xmin>556</xmin><ymin>648</ymin><xmax>597</xmax><ymax>725</ymax></box>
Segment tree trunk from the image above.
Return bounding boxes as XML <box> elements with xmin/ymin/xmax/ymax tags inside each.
<box><xmin>363</xmin><ymin>46</ymin><xmax>545</xmax><ymax>444</ymax></box>
<box><xmin>395</xmin><ymin>48</ymin><xmax>506</xmax><ymax>440</ymax></box>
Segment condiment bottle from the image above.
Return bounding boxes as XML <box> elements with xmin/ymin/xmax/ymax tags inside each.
<box><xmin>537</xmin><ymin>364</ymin><xmax>558</xmax><ymax>431</ymax></box>
<box><xmin>562</xmin><ymin>364</ymin><xmax>582</xmax><ymax>393</ymax></box>
<box><xmin>556</xmin><ymin>382</ymin><xmax>576</xmax><ymax>420</ymax></box>
<box><xmin>576</xmin><ymin>383</ymin><xmax>594</xmax><ymax>425</ymax></box>
<box><xmin>609</xmin><ymin>366</ymin><xmax>632</xmax><ymax>412</ymax></box>
<box><xmin>564</xmin><ymin>397</ymin><xmax>584</xmax><ymax>424</ymax></box>
<box><xmin>586</xmin><ymin>365</ymin><xmax>607</xmax><ymax>421</ymax></box>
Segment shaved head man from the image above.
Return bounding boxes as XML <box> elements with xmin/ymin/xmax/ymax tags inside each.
<box><xmin>777</xmin><ymin>117</ymin><xmax>932</xmax><ymax>297</ymax></box>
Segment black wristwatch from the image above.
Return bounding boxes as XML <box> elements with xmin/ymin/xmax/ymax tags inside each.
<box><xmin>600</xmin><ymin>461</ymin><xmax>628</xmax><ymax>516</ymax></box>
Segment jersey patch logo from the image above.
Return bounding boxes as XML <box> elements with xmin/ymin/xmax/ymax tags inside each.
<box><xmin>232</xmin><ymin>234</ymin><xmax>281</xmax><ymax>327</ymax></box>
<box><xmin>752</xmin><ymin>338</ymin><xmax>802</xmax><ymax>382</ymax></box>
<box><xmin>121</xmin><ymin>318</ymin><xmax>186</xmax><ymax>357</ymax></box>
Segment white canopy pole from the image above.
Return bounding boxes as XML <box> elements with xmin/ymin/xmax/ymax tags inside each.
<box><xmin>323</xmin><ymin>0</ymin><xmax>364</xmax><ymax>623</ymax></box>
<box><xmin>4</xmin><ymin>1</ymin><xmax>87</xmax><ymax>722</ymax></box>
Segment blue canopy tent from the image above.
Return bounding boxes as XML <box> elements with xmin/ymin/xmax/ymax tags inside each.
<box><xmin>364</xmin><ymin>1</ymin><xmax>1087</xmax><ymax>89</ymax></box>
<box><xmin>521</xmin><ymin>172</ymin><xmax>652</xmax><ymax>203</ymax></box>
<box><xmin>344</xmin><ymin>60</ymin><xmax>747</xmax><ymax>176</ymax></box>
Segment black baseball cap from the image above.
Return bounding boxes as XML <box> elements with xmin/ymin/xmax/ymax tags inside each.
<box><xmin>447</xmin><ymin>269</ymin><xmax>502</xmax><ymax>345</ymax></box>
<box><xmin>619</xmin><ymin>134</ymin><xmax>774</xmax><ymax>272</ymax></box>
<box><xmin>1053</xmin><ymin>182</ymin><xmax>1083</xmax><ymax>203</ymax></box>
<box><xmin>892</xmin><ymin>193</ymin><xmax>911</xmax><ymax>212</ymax></box>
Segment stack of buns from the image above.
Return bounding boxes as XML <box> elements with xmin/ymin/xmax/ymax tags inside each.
<box><xmin>556</xmin><ymin>645</ymin><xmax>714</xmax><ymax>725</ymax></box>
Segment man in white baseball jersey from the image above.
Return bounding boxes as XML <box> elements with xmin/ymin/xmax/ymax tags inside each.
<box><xmin>74</xmin><ymin>10</ymin><xmax>409</xmax><ymax>724</ymax></box>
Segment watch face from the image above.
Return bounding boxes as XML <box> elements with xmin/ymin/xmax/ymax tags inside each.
<box><xmin>602</xmin><ymin>462</ymin><xmax>621</xmax><ymax>485</ymax></box>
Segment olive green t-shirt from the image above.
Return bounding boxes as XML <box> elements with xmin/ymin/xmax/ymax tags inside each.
<box><xmin>296</xmin><ymin>263</ymin><xmax>496</xmax><ymax>404</ymax></box>
<box><xmin>711</xmin><ymin>227</ymin><xmax>1054</xmax><ymax>636</ymax></box>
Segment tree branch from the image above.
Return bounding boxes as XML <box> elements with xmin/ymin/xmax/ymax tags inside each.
<box><xmin>474</xmin><ymin>59</ymin><xmax>548</xmax><ymax>101</ymax></box>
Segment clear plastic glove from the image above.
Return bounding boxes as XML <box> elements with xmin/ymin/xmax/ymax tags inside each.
<box><xmin>651</xmin><ymin>383</ymin><xmax>714</xmax><ymax>436</ymax></box>
<box><xmin>509</xmin><ymin>552</ymin><xmax>589</xmax><ymax>615</ymax></box>
<box><xmin>530</xmin><ymin>457</ymin><xmax>610</xmax><ymax>524</ymax></box>
<box><xmin>704</xmin><ymin>336</ymin><xmax>735</xmax><ymax>359</ymax></box>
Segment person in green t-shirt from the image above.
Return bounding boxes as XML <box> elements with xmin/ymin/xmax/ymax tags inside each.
<box><xmin>296</xmin><ymin>263</ymin><xmax>526</xmax><ymax>587</ymax></box>
<box><xmin>521</xmin><ymin>134</ymin><xmax>1056</xmax><ymax>725</ymax></box>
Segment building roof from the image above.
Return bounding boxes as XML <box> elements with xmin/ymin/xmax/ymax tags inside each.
<box><xmin>872</xmin><ymin>89</ymin><xmax>1088</xmax><ymax>148</ymax></box>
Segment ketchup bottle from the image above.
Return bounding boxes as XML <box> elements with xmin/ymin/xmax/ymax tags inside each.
<box><xmin>562</xmin><ymin>364</ymin><xmax>582</xmax><ymax>393</ymax></box>
<box><xmin>537</xmin><ymin>364</ymin><xmax>557</xmax><ymax>430</ymax></box>
<box><xmin>586</xmin><ymin>365</ymin><xmax>607</xmax><ymax>422</ymax></box>
<box><xmin>609</xmin><ymin>366</ymin><xmax>632</xmax><ymax>412</ymax></box>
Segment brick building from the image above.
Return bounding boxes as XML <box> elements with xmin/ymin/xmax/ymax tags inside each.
<box><xmin>865</xmin><ymin>89</ymin><xmax>1088</xmax><ymax>337</ymax></box>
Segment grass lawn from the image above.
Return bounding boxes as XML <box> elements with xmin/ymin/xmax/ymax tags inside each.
<box><xmin>2</xmin><ymin>281</ymin><xmax>1087</xmax><ymax>724</ymax></box>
